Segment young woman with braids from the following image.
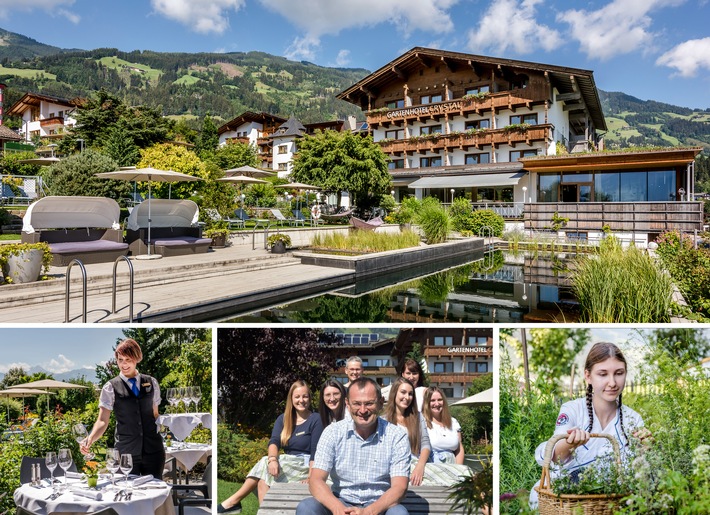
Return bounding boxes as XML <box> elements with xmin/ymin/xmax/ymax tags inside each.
<box><xmin>529</xmin><ymin>342</ymin><xmax>651</xmax><ymax>507</ymax></box>
<box><xmin>218</xmin><ymin>380</ymin><xmax>323</xmax><ymax>514</ymax></box>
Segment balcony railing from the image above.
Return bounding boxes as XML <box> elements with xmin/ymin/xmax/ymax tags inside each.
<box><xmin>471</xmin><ymin>202</ymin><xmax>525</xmax><ymax>219</ymax></box>
<box><xmin>428</xmin><ymin>372</ymin><xmax>485</xmax><ymax>384</ymax></box>
<box><xmin>378</xmin><ymin>125</ymin><xmax>552</xmax><ymax>155</ymax></box>
<box><xmin>524</xmin><ymin>202</ymin><xmax>704</xmax><ymax>233</ymax></box>
<box><xmin>367</xmin><ymin>85</ymin><xmax>549</xmax><ymax>127</ymax></box>
<box><xmin>39</xmin><ymin>116</ymin><xmax>65</xmax><ymax>129</ymax></box>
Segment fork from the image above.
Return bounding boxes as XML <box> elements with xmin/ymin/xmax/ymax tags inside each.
<box><xmin>113</xmin><ymin>490</ymin><xmax>124</xmax><ymax>502</ymax></box>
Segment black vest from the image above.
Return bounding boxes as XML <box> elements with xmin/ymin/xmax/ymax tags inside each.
<box><xmin>110</xmin><ymin>375</ymin><xmax>163</xmax><ymax>456</ymax></box>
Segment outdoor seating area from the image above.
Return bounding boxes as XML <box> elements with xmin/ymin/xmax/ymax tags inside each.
<box><xmin>20</xmin><ymin>196</ymin><xmax>129</xmax><ymax>266</ymax></box>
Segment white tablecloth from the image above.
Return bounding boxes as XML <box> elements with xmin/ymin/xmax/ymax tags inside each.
<box><xmin>14</xmin><ymin>477</ymin><xmax>175</xmax><ymax>515</ymax></box>
<box><xmin>157</xmin><ymin>413</ymin><xmax>211</xmax><ymax>441</ymax></box>
<box><xmin>165</xmin><ymin>443</ymin><xmax>212</xmax><ymax>472</ymax></box>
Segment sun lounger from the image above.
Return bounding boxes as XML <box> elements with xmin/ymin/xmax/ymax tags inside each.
<box><xmin>270</xmin><ymin>208</ymin><xmax>304</xmax><ymax>227</ymax></box>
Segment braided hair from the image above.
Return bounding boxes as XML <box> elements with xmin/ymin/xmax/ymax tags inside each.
<box><xmin>584</xmin><ymin>342</ymin><xmax>629</xmax><ymax>445</ymax></box>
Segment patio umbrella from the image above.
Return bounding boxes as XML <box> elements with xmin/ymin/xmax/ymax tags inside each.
<box><xmin>10</xmin><ymin>379</ymin><xmax>88</xmax><ymax>413</ymax></box>
<box><xmin>224</xmin><ymin>165</ymin><xmax>275</xmax><ymax>178</ymax></box>
<box><xmin>18</xmin><ymin>157</ymin><xmax>61</xmax><ymax>166</ymax></box>
<box><xmin>96</xmin><ymin>168</ymin><xmax>203</xmax><ymax>259</ymax></box>
<box><xmin>0</xmin><ymin>388</ymin><xmax>55</xmax><ymax>422</ymax></box>
<box><xmin>218</xmin><ymin>175</ymin><xmax>269</xmax><ymax>208</ymax></box>
<box><xmin>276</xmin><ymin>182</ymin><xmax>322</xmax><ymax>212</ymax></box>
<box><xmin>450</xmin><ymin>388</ymin><xmax>494</xmax><ymax>407</ymax></box>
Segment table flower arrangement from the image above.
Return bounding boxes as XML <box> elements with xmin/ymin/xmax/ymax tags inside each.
<box><xmin>83</xmin><ymin>460</ymin><xmax>101</xmax><ymax>488</ymax></box>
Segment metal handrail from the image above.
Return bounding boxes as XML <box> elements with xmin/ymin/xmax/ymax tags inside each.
<box><xmin>252</xmin><ymin>219</ymin><xmax>271</xmax><ymax>250</ymax></box>
<box><xmin>65</xmin><ymin>259</ymin><xmax>87</xmax><ymax>323</ymax></box>
<box><xmin>112</xmin><ymin>255</ymin><xmax>134</xmax><ymax>322</ymax></box>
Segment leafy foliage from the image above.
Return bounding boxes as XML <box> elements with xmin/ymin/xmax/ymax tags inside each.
<box><xmin>455</xmin><ymin>208</ymin><xmax>505</xmax><ymax>237</ymax></box>
<box><xmin>44</xmin><ymin>149</ymin><xmax>129</xmax><ymax>199</ymax></box>
<box><xmin>416</xmin><ymin>198</ymin><xmax>451</xmax><ymax>244</ymax></box>
<box><xmin>525</xmin><ymin>329</ymin><xmax>590</xmax><ymax>392</ymax></box>
<box><xmin>136</xmin><ymin>143</ymin><xmax>208</xmax><ymax>199</ymax></box>
<box><xmin>210</xmin><ymin>141</ymin><xmax>259</xmax><ymax>170</ymax></box>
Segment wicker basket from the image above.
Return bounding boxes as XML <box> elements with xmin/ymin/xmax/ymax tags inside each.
<box><xmin>536</xmin><ymin>433</ymin><xmax>626</xmax><ymax>515</ymax></box>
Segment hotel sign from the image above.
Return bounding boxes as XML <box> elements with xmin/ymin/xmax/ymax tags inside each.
<box><xmin>447</xmin><ymin>346</ymin><xmax>488</xmax><ymax>353</ymax></box>
<box><xmin>386</xmin><ymin>101</ymin><xmax>463</xmax><ymax>120</ymax></box>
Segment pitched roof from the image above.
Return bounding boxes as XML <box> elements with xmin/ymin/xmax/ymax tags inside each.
<box><xmin>7</xmin><ymin>92</ymin><xmax>79</xmax><ymax>117</ymax></box>
<box><xmin>0</xmin><ymin>124</ymin><xmax>22</xmax><ymax>141</ymax></box>
<box><xmin>271</xmin><ymin>115</ymin><xmax>306</xmax><ymax>138</ymax></box>
<box><xmin>218</xmin><ymin>111</ymin><xmax>287</xmax><ymax>135</ymax></box>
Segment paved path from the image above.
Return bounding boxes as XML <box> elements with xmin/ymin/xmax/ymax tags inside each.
<box><xmin>0</xmin><ymin>243</ymin><xmax>354</xmax><ymax>323</ymax></box>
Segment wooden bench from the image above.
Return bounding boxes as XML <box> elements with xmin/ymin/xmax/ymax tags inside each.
<box><xmin>256</xmin><ymin>482</ymin><xmax>479</xmax><ymax>514</ymax></box>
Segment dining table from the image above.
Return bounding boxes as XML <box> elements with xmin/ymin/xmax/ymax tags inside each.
<box><xmin>156</xmin><ymin>412</ymin><xmax>211</xmax><ymax>442</ymax></box>
<box><xmin>165</xmin><ymin>442</ymin><xmax>212</xmax><ymax>474</ymax></box>
<box><xmin>14</xmin><ymin>475</ymin><xmax>175</xmax><ymax>515</ymax></box>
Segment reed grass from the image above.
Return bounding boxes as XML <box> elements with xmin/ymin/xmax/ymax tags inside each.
<box><xmin>310</xmin><ymin>230</ymin><xmax>420</xmax><ymax>253</ymax></box>
<box><xmin>572</xmin><ymin>237</ymin><xmax>673</xmax><ymax>322</ymax></box>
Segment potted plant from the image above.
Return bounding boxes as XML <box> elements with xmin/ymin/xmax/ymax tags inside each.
<box><xmin>267</xmin><ymin>233</ymin><xmax>292</xmax><ymax>254</ymax></box>
<box><xmin>203</xmin><ymin>220</ymin><xmax>229</xmax><ymax>248</ymax></box>
<box><xmin>0</xmin><ymin>242</ymin><xmax>52</xmax><ymax>285</ymax></box>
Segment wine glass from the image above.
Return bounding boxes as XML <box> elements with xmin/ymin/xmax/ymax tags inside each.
<box><xmin>119</xmin><ymin>453</ymin><xmax>133</xmax><ymax>488</ymax></box>
<box><xmin>166</xmin><ymin>388</ymin><xmax>177</xmax><ymax>413</ymax></box>
<box><xmin>45</xmin><ymin>451</ymin><xmax>58</xmax><ymax>491</ymax></box>
<box><xmin>178</xmin><ymin>387</ymin><xmax>188</xmax><ymax>413</ymax></box>
<box><xmin>192</xmin><ymin>386</ymin><xmax>201</xmax><ymax>412</ymax></box>
<box><xmin>72</xmin><ymin>423</ymin><xmax>94</xmax><ymax>460</ymax></box>
<box><xmin>58</xmin><ymin>448</ymin><xmax>72</xmax><ymax>491</ymax></box>
<box><xmin>106</xmin><ymin>448</ymin><xmax>120</xmax><ymax>488</ymax></box>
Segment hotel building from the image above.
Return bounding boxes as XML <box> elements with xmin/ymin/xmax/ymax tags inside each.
<box><xmin>7</xmin><ymin>92</ymin><xmax>79</xmax><ymax>143</ymax></box>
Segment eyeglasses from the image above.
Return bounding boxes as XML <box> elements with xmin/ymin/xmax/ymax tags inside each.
<box><xmin>349</xmin><ymin>401</ymin><xmax>377</xmax><ymax>409</ymax></box>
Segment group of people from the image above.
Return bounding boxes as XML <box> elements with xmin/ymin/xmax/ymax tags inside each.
<box><xmin>218</xmin><ymin>356</ymin><xmax>470</xmax><ymax>514</ymax></box>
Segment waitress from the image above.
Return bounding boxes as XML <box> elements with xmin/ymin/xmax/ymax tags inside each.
<box><xmin>81</xmin><ymin>338</ymin><xmax>165</xmax><ymax>477</ymax></box>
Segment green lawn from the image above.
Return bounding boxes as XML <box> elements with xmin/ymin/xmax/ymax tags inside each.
<box><xmin>174</xmin><ymin>74</ymin><xmax>202</xmax><ymax>86</ymax></box>
<box><xmin>97</xmin><ymin>56</ymin><xmax>162</xmax><ymax>82</ymax></box>
<box><xmin>218</xmin><ymin>480</ymin><xmax>260</xmax><ymax>515</ymax></box>
<box><xmin>0</xmin><ymin>234</ymin><xmax>21</xmax><ymax>241</ymax></box>
<box><xmin>0</xmin><ymin>65</ymin><xmax>56</xmax><ymax>80</ymax></box>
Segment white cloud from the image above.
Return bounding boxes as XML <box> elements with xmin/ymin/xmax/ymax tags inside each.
<box><xmin>0</xmin><ymin>0</ymin><xmax>78</xmax><ymax>21</ymax></box>
<box><xmin>335</xmin><ymin>49</ymin><xmax>350</xmax><ymax>67</ymax></box>
<box><xmin>558</xmin><ymin>0</ymin><xmax>686</xmax><ymax>61</ymax></box>
<box><xmin>260</xmin><ymin>0</ymin><xmax>459</xmax><ymax>60</ymax></box>
<box><xmin>0</xmin><ymin>362</ymin><xmax>31</xmax><ymax>374</ymax></box>
<box><xmin>151</xmin><ymin>0</ymin><xmax>245</xmax><ymax>34</ymax></box>
<box><xmin>656</xmin><ymin>37</ymin><xmax>710</xmax><ymax>77</ymax></box>
<box><xmin>467</xmin><ymin>0</ymin><xmax>561</xmax><ymax>55</ymax></box>
<box><xmin>42</xmin><ymin>354</ymin><xmax>76</xmax><ymax>374</ymax></box>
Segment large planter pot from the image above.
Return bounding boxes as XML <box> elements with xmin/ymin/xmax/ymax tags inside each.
<box><xmin>4</xmin><ymin>248</ymin><xmax>44</xmax><ymax>284</ymax></box>
<box><xmin>210</xmin><ymin>234</ymin><xmax>227</xmax><ymax>248</ymax></box>
<box><xmin>270</xmin><ymin>241</ymin><xmax>287</xmax><ymax>254</ymax></box>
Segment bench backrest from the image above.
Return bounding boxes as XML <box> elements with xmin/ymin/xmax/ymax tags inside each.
<box><xmin>23</xmin><ymin>196</ymin><xmax>121</xmax><ymax>233</ymax></box>
<box><xmin>126</xmin><ymin>199</ymin><xmax>200</xmax><ymax>230</ymax></box>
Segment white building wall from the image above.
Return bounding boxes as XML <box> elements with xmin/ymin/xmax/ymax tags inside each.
<box><xmin>21</xmin><ymin>101</ymin><xmax>76</xmax><ymax>142</ymax></box>
<box><xmin>218</xmin><ymin>121</ymin><xmax>264</xmax><ymax>147</ymax></box>
<box><xmin>272</xmin><ymin>137</ymin><xmax>296</xmax><ymax>177</ymax></box>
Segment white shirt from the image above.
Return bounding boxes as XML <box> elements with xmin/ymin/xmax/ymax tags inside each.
<box><xmin>99</xmin><ymin>371</ymin><xmax>161</xmax><ymax>411</ymax></box>
<box><xmin>428</xmin><ymin>417</ymin><xmax>461</xmax><ymax>453</ymax></box>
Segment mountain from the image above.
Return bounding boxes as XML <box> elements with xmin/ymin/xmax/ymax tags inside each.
<box><xmin>0</xmin><ymin>366</ymin><xmax>99</xmax><ymax>384</ymax></box>
<box><xmin>0</xmin><ymin>28</ymin><xmax>708</xmax><ymax>150</ymax></box>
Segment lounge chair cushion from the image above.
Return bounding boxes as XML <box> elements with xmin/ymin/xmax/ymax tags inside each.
<box><xmin>152</xmin><ymin>237</ymin><xmax>212</xmax><ymax>247</ymax></box>
<box><xmin>49</xmin><ymin>240</ymin><xmax>129</xmax><ymax>255</ymax></box>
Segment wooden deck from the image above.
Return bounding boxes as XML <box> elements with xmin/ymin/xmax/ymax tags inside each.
<box><xmin>256</xmin><ymin>482</ymin><xmax>479</xmax><ymax>514</ymax></box>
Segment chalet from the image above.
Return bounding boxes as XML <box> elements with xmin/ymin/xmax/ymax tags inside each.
<box><xmin>6</xmin><ymin>92</ymin><xmax>80</xmax><ymax>143</ymax></box>
<box><xmin>338</xmin><ymin>47</ymin><xmax>703</xmax><ymax>245</ymax></box>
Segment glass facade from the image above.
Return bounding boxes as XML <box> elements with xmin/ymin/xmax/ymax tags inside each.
<box><xmin>538</xmin><ymin>169</ymin><xmax>678</xmax><ymax>202</ymax></box>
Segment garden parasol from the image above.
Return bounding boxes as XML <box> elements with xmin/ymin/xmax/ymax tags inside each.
<box><xmin>96</xmin><ymin>168</ymin><xmax>202</xmax><ymax>259</ymax></box>
<box><xmin>0</xmin><ymin>388</ymin><xmax>55</xmax><ymax>422</ymax></box>
<box><xmin>10</xmin><ymin>379</ymin><xmax>88</xmax><ymax>413</ymax></box>
<box><xmin>275</xmin><ymin>182</ymin><xmax>321</xmax><ymax>212</ymax></box>
<box><xmin>224</xmin><ymin>165</ymin><xmax>275</xmax><ymax>178</ymax></box>
<box><xmin>18</xmin><ymin>157</ymin><xmax>61</xmax><ymax>166</ymax></box>
<box><xmin>450</xmin><ymin>388</ymin><xmax>494</xmax><ymax>406</ymax></box>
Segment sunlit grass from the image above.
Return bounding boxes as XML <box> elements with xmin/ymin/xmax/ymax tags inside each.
<box><xmin>217</xmin><ymin>480</ymin><xmax>259</xmax><ymax>515</ymax></box>
<box><xmin>310</xmin><ymin>230</ymin><xmax>420</xmax><ymax>253</ymax></box>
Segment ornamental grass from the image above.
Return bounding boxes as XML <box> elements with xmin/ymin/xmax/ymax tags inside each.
<box><xmin>310</xmin><ymin>230</ymin><xmax>420</xmax><ymax>253</ymax></box>
<box><xmin>572</xmin><ymin>237</ymin><xmax>673</xmax><ymax>323</ymax></box>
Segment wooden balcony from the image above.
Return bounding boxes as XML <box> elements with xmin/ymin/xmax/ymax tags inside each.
<box><xmin>524</xmin><ymin>202</ymin><xmax>704</xmax><ymax>232</ymax></box>
<box><xmin>378</xmin><ymin>124</ymin><xmax>552</xmax><ymax>155</ymax></box>
<box><xmin>367</xmin><ymin>85</ymin><xmax>548</xmax><ymax>128</ymax></box>
<box><xmin>39</xmin><ymin>116</ymin><xmax>65</xmax><ymax>129</ymax></box>
<box><xmin>428</xmin><ymin>372</ymin><xmax>482</xmax><ymax>384</ymax></box>
<box><xmin>425</xmin><ymin>347</ymin><xmax>493</xmax><ymax>358</ymax></box>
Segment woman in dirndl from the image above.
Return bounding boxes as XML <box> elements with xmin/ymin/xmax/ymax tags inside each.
<box><xmin>218</xmin><ymin>379</ymin><xmax>322</xmax><ymax>514</ymax></box>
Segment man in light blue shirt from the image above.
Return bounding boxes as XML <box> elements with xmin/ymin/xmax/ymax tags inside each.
<box><xmin>297</xmin><ymin>377</ymin><xmax>410</xmax><ymax>515</ymax></box>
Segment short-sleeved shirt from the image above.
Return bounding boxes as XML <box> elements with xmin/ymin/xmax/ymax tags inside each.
<box><xmin>428</xmin><ymin>417</ymin><xmax>461</xmax><ymax>453</ymax></box>
<box><xmin>313</xmin><ymin>416</ymin><xmax>410</xmax><ymax>506</ymax></box>
<box><xmin>99</xmin><ymin>371</ymin><xmax>161</xmax><ymax>410</ymax></box>
<box><xmin>269</xmin><ymin>412</ymin><xmax>323</xmax><ymax>462</ymax></box>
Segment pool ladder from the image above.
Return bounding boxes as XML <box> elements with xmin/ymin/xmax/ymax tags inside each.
<box><xmin>64</xmin><ymin>256</ymin><xmax>135</xmax><ymax>323</ymax></box>
<box><xmin>479</xmin><ymin>226</ymin><xmax>496</xmax><ymax>272</ymax></box>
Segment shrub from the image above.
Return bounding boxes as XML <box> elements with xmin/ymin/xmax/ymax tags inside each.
<box><xmin>461</xmin><ymin>209</ymin><xmax>505</xmax><ymax>237</ymax></box>
<box><xmin>217</xmin><ymin>424</ymin><xmax>269</xmax><ymax>482</ymax></box>
<box><xmin>416</xmin><ymin>199</ymin><xmax>451</xmax><ymax>244</ymax></box>
<box><xmin>46</xmin><ymin>149</ymin><xmax>130</xmax><ymax>200</ymax></box>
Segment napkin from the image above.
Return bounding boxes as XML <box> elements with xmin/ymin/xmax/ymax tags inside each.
<box><xmin>70</xmin><ymin>488</ymin><xmax>103</xmax><ymax>500</ymax></box>
<box><xmin>65</xmin><ymin>471</ymin><xmax>84</xmax><ymax>479</ymax></box>
<box><xmin>132</xmin><ymin>474</ymin><xmax>154</xmax><ymax>486</ymax></box>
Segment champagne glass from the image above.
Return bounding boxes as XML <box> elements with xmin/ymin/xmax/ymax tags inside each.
<box><xmin>192</xmin><ymin>386</ymin><xmax>202</xmax><ymax>412</ymax></box>
<box><xmin>186</xmin><ymin>386</ymin><xmax>196</xmax><ymax>412</ymax></box>
<box><xmin>45</xmin><ymin>451</ymin><xmax>58</xmax><ymax>491</ymax></box>
<box><xmin>58</xmin><ymin>448</ymin><xmax>72</xmax><ymax>491</ymax></box>
<box><xmin>119</xmin><ymin>453</ymin><xmax>133</xmax><ymax>488</ymax></box>
<box><xmin>72</xmin><ymin>423</ymin><xmax>94</xmax><ymax>460</ymax></box>
<box><xmin>106</xmin><ymin>448</ymin><xmax>120</xmax><ymax>488</ymax></box>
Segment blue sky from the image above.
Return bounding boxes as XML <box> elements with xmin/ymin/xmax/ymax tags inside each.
<box><xmin>0</xmin><ymin>328</ymin><xmax>126</xmax><ymax>375</ymax></box>
<box><xmin>0</xmin><ymin>0</ymin><xmax>708</xmax><ymax>109</ymax></box>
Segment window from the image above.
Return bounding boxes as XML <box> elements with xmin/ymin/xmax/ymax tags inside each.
<box><xmin>465</xmin><ymin>153</ymin><xmax>490</xmax><ymax>165</ymax></box>
<box><xmin>420</xmin><ymin>156</ymin><xmax>443</xmax><ymax>168</ymax></box>
<box><xmin>441</xmin><ymin>388</ymin><xmax>454</xmax><ymax>398</ymax></box>
<box><xmin>465</xmin><ymin>85</ymin><xmax>490</xmax><ymax>95</ymax></box>
<box><xmin>510</xmin><ymin>74</ymin><xmax>529</xmax><ymax>89</ymax></box>
<box><xmin>277</xmin><ymin>163</ymin><xmax>287</xmax><ymax>171</ymax></box>
<box><xmin>420</xmin><ymin>125</ymin><xmax>442</xmax><ymax>136</ymax></box>
<box><xmin>278</xmin><ymin>145</ymin><xmax>288</xmax><ymax>154</ymax></box>
<box><xmin>465</xmin><ymin>119</ymin><xmax>490</xmax><ymax>130</ymax></box>
<box><xmin>510</xmin><ymin>113</ymin><xmax>538</xmax><ymax>125</ymax></box>
<box><xmin>375</xmin><ymin>359</ymin><xmax>390</xmax><ymax>367</ymax></box>
<box><xmin>434</xmin><ymin>336</ymin><xmax>453</xmax><ymax>346</ymax></box>
<box><xmin>566</xmin><ymin>232</ymin><xmax>588</xmax><ymax>241</ymax></box>
<box><xmin>468</xmin><ymin>336</ymin><xmax>489</xmax><ymax>345</ymax></box>
<box><xmin>381</xmin><ymin>377</ymin><xmax>391</xmax><ymax>386</ymax></box>
<box><xmin>388</xmin><ymin>159</ymin><xmax>404</xmax><ymax>170</ymax></box>
<box><xmin>510</xmin><ymin>149</ymin><xmax>538</xmax><ymax>161</ymax></box>
<box><xmin>361</xmin><ymin>359</ymin><xmax>369</xmax><ymax>367</ymax></box>
<box><xmin>433</xmin><ymin>362</ymin><xmax>454</xmax><ymax>373</ymax></box>
<box><xmin>386</xmin><ymin>99</ymin><xmax>405</xmax><ymax>109</ymax></box>
<box><xmin>385</xmin><ymin>129</ymin><xmax>404</xmax><ymax>140</ymax></box>
<box><xmin>421</xmin><ymin>94</ymin><xmax>442</xmax><ymax>104</ymax></box>
<box><xmin>58</xmin><ymin>111</ymin><xmax>63</xmax><ymax>118</ymax></box>
<box><xmin>468</xmin><ymin>362</ymin><xmax>489</xmax><ymax>373</ymax></box>
<box><xmin>538</xmin><ymin>174</ymin><xmax>560</xmax><ymax>202</ymax></box>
